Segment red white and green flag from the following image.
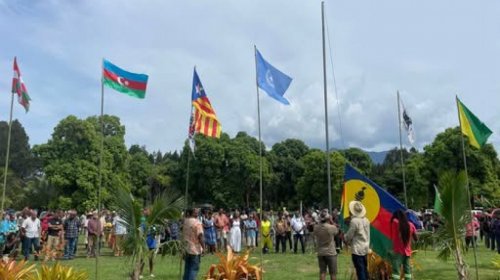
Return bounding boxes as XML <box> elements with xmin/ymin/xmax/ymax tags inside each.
<box><xmin>12</xmin><ymin>57</ymin><xmax>31</xmax><ymax>112</ymax></box>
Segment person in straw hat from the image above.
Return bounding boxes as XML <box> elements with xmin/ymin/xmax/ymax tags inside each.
<box><xmin>344</xmin><ymin>201</ymin><xmax>370</xmax><ymax>280</ymax></box>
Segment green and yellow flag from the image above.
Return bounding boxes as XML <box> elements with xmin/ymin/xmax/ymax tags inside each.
<box><xmin>457</xmin><ymin>97</ymin><xmax>492</xmax><ymax>148</ymax></box>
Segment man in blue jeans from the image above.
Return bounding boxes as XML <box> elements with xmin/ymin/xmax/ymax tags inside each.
<box><xmin>63</xmin><ymin>210</ymin><xmax>80</xmax><ymax>260</ymax></box>
<box><xmin>182</xmin><ymin>208</ymin><xmax>204</xmax><ymax>280</ymax></box>
<box><xmin>344</xmin><ymin>201</ymin><xmax>370</xmax><ymax>280</ymax></box>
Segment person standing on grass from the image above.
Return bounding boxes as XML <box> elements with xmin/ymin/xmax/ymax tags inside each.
<box><xmin>63</xmin><ymin>210</ymin><xmax>79</xmax><ymax>260</ymax></box>
<box><xmin>244</xmin><ymin>212</ymin><xmax>257</xmax><ymax>249</ymax></box>
<box><xmin>291</xmin><ymin>211</ymin><xmax>306</xmax><ymax>254</ymax></box>
<box><xmin>214</xmin><ymin>209</ymin><xmax>229</xmax><ymax>252</ymax></box>
<box><xmin>21</xmin><ymin>210</ymin><xmax>41</xmax><ymax>261</ymax></box>
<box><xmin>344</xmin><ymin>201</ymin><xmax>370</xmax><ymax>280</ymax></box>
<box><xmin>112</xmin><ymin>212</ymin><xmax>127</xmax><ymax>257</ymax></box>
<box><xmin>46</xmin><ymin>210</ymin><xmax>63</xmax><ymax>261</ymax></box>
<box><xmin>87</xmin><ymin>212</ymin><xmax>102</xmax><ymax>258</ymax></box>
<box><xmin>492</xmin><ymin>213</ymin><xmax>500</xmax><ymax>254</ymax></box>
<box><xmin>389</xmin><ymin>210</ymin><xmax>417</xmax><ymax>280</ymax></box>
<box><xmin>274</xmin><ymin>212</ymin><xmax>287</xmax><ymax>253</ymax></box>
<box><xmin>314</xmin><ymin>210</ymin><xmax>339</xmax><ymax>280</ymax></box>
<box><xmin>465</xmin><ymin>217</ymin><xmax>480</xmax><ymax>251</ymax></box>
<box><xmin>203</xmin><ymin>210</ymin><xmax>216</xmax><ymax>254</ymax></box>
<box><xmin>261</xmin><ymin>215</ymin><xmax>272</xmax><ymax>254</ymax></box>
<box><xmin>141</xmin><ymin>215</ymin><xmax>157</xmax><ymax>278</ymax></box>
<box><xmin>183</xmin><ymin>208</ymin><xmax>204</xmax><ymax>280</ymax></box>
<box><xmin>229</xmin><ymin>211</ymin><xmax>242</xmax><ymax>253</ymax></box>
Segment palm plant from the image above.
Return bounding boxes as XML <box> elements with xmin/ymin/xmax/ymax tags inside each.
<box><xmin>432</xmin><ymin>171</ymin><xmax>470</xmax><ymax>280</ymax></box>
<box><xmin>113</xmin><ymin>186</ymin><xmax>184</xmax><ymax>280</ymax></box>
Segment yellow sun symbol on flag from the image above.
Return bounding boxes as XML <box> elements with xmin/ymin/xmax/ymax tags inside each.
<box><xmin>342</xmin><ymin>179</ymin><xmax>381</xmax><ymax>222</ymax></box>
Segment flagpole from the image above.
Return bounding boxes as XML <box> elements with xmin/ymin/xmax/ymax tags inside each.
<box><xmin>321</xmin><ymin>1</ymin><xmax>333</xmax><ymax>213</ymax></box>
<box><xmin>1</xmin><ymin>92</ymin><xmax>15</xmax><ymax>213</ymax></box>
<box><xmin>95</xmin><ymin>63</ymin><xmax>105</xmax><ymax>280</ymax></box>
<box><xmin>397</xmin><ymin>91</ymin><xmax>408</xmax><ymax>207</ymax></box>
<box><xmin>254</xmin><ymin>45</ymin><xmax>264</xmax><ymax>280</ymax></box>
<box><xmin>455</xmin><ymin>95</ymin><xmax>479</xmax><ymax>280</ymax></box>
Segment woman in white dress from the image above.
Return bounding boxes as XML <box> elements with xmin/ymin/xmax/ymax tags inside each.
<box><xmin>229</xmin><ymin>211</ymin><xmax>242</xmax><ymax>253</ymax></box>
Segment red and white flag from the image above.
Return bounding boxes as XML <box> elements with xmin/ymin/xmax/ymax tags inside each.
<box><xmin>12</xmin><ymin>57</ymin><xmax>31</xmax><ymax>112</ymax></box>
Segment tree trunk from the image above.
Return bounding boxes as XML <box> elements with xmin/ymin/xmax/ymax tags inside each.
<box><xmin>453</xmin><ymin>249</ymin><xmax>468</xmax><ymax>280</ymax></box>
<box><xmin>131</xmin><ymin>260</ymin><xmax>142</xmax><ymax>280</ymax></box>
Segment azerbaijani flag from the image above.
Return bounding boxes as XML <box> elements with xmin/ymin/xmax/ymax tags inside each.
<box><xmin>102</xmin><ymin>59</ymin><xmax>148</xmax><ymax>99</ymax></box>
<box><xmin>12</xmin><ymin>57</ymin><xmax>31</xmax><ymax>112</ymax></box>
<box><xmin>340</xmin><ymin>164</ymin><xmax>420</xmax><ymax>260</ymax></box>
<box><xmin>456</xmin><ymin>97</ymin><xmax>492</xmax><ymax>149</ymax></box>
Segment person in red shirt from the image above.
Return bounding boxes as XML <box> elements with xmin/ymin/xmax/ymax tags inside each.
<box><xmin>390</xmin><ymin>210</ymin><xmax>417</xmax><ymax>280</ymax></box>
<box><xmin>465</xmin><ymin>217</ymin><xmax>480</xmax><ymax>251</ymax></box>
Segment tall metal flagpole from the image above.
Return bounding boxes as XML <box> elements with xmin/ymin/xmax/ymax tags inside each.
<box><xmin>455</xmin><ymin>95</ymin><xmax>480</xmax><ymax>280</ymax></box>
<box><xmin>95</xmin><ymin>63</ymin><xmax>105</xmax><ymax>280</ymax></box>
<box><xmin>397</xmin><ymin>91</ymin><xmax>408</xmax><ymax>207</ymax></box>
<box><xmin>254</xmin><ymin>45</ymin><xmax>264</xmax><ymax>280</ymax></box>
<box><xmin>1</xmin><ymin>92</ymin><xmax>15</xmax><ymax>213</ymax></box>
<box><xmin>321</xmin><ymin>1</ymin><xmax>332</xmax><ymax>213</ymax></box>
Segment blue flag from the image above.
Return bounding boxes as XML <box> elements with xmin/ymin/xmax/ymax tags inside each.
<box><xmin>256</xmin><ymin>48</ymin><xmax>292</xmax><ymax>105</ymax></box>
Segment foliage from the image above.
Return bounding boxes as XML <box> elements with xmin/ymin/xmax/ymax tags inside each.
<box><xmin>367</xmin><ymin>252</ymin><xmax>392</xmax><ymax>280</ymax></box>
<box><xmin>204</xmin><ymin>247</ymin><xmax>261</xmax><ymax>280</ymax></box>
<box><xmin>296</xmin><ymin>150</ymin><xmax>345</xmax><ymax>208</ymax></box>
<box><xmin>0</xmin><ymin>259</ymin><xmax>35</xmax><ymax>280</ymax></box>
<box><xmin>5</xmin><ymin>114</ymin><xmax>500</xmax><ymax>212</ymax></box>
<box><xmin>33</xmin><ymin>115</ymin><xmax>129</xmax><ymax>211</ymax></box>
<box><xmin>28</xmin><ymin>262</ymin><xmax>88</xmax><ymax>280</ymax></box>
<box><xmin>432</xmin><ymin>171</ymin><xmax>470</xmax><ymax>280</ymax></box>
<box><xmin>112</xmin><ymin>186</ymin><xmax>184</xmax><ymax>280</ymax></box>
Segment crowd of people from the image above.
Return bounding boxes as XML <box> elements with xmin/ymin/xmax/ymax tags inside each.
<box><xmin>0</xmin><ymin>205</ymin><xmax>499</xmax><ymax>280</ymax></box>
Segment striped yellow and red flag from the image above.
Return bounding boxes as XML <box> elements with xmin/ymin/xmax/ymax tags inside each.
<box><xmin>189</xmin><ymin>69</ymin><xmax>221</xmax><ymax>138</ymax></box>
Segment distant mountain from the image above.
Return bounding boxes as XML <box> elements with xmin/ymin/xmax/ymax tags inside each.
<box><xmin>365</xmin><ymin>150</ymin><xmax>388</xmax><ymax>164</ymax></box>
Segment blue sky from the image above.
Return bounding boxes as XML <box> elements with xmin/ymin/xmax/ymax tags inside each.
<box><xmin>1</xmin><ymin>0</ymin><xmax>500</xmax><ymax>153</ymax></box>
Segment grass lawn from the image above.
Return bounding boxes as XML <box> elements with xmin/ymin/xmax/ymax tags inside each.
<box><xmin>36</xmin><ymin>243</ymin><xmax>499</xmax><ymax>280</ymax></box>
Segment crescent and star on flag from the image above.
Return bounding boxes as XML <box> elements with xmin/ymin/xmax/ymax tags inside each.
<box><xmin>117</xmin><ymin>76</ymin><xmax>129</xmax><ymax>87</ymax></box>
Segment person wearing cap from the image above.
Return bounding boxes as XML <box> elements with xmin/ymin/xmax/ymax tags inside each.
<box><xmin>313</xmin><ymin>210</ymin><xmax>339</xmax><ymax>280</ymax></box>
<box><xmin>344</xmin><ymin>201</ymin><xmax>370</xmax><ymax>280</ymax></box>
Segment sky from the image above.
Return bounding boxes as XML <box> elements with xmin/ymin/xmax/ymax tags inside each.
<box><xmin>1</xmin><ymin>0</ymin><xmax>500</xmax><ymax>153</ymax></box>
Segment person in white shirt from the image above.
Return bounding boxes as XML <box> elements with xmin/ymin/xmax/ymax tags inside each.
<box><xmin>21</xmin><ymin>210</ymin><xmax>41</xmax><ymax>261</ymax></box>
<box><xmin>112</xmin><ymin>213</ymin><xmax>127</xmax><ymax>256</ymax></box>
<box><xmin>344</xmin><ymin>201</ymin><xmax>370</xmax><ymax>280</ymax></box>
<box><xmin>291</xmin><ymin>212</ymin><xmax>307</xmax><ymax>254</ymax></box>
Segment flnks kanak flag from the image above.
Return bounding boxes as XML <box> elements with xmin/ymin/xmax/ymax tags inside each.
<box><xmin>456</xmin><ymin>97</ymin><xmax>492</xmax><ymax>149</ymax></box>
<box><xmin>102</xmin><ymin>59</ymin><xmax>148</xmax><ymax>99</ymax></box>
<box><xmin>189</xmin><ymin>69</ymin><xmax>221</xmax><ymax>138</ymax></box>
<box><xmin>399</xmin><ymin>98</ymin><xmax>415</xmax><ymax>144</ymax></box>
<box><xmin>256</xmin><ymin>48</ymin><xmax>292</xmax><ymax>105</ymax></box>
<box><xmin>12</xmin><ymin>57</ymin><xmax>31</xmax><ymax>112</ymax></box>
<box><xmin>341</xmin><ymin>164</ymin><xmax>420</xmax><ymax>260</ymax></box>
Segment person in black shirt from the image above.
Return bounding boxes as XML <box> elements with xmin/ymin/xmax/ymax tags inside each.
<box><xmin>46</xmin><ymin>211</ymin><xmax>63</xmax><ymax>261</ymax></box>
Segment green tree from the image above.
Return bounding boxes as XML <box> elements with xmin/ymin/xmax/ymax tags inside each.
<box><xmin>113</xmin><ymin>187</ymin><xmax>184</xmax><ymax>280</ymax></box>
<box><xmin>34</xmin><ymin>115</ymin><xmax>129</xmax><ymax>211</ymax></box>
<box><xmin>296</xmin><ymin>150</ymin><xmax>345</xmax><ymax>208</ymax></box>
<box><xmin>0</xmin><ymin>120</ymin><xmax>34</xmax><ymax>178</ymax></box>
<box><xmin>423</xmin><ymin>127</ymin><xmax>500</xmax><ymax>204</ymax></box>
<box><xmin>267</xmin><ymin>139</ymin><xmax>309</xmax><ymax>208</ymax></box>
<box><xmin>341</xmin><ymin>147</ymin><xmax>374</xmax><ymax>175</ymax></box>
